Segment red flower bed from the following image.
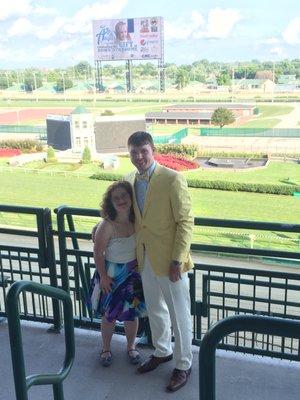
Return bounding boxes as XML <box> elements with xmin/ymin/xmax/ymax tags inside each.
<box><xmin>154</xmin><ymin>154</ymin><xmax>198</xmax><ymax>171</ymax></box>
<box><xmin>0</xmin><ymin>148</ymin><xmax>22</xmax><ymax>157</ymax></box>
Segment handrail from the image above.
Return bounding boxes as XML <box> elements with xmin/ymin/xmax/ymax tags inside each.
<box><xmin>199</xmin><ymin>315</ymin><xmax>300</xmax><ymax>400</ymax></box>
<box><xmin>6</xmin><ymin>281</ymin><xmax>75</xmax><ymax>400</ymax></box>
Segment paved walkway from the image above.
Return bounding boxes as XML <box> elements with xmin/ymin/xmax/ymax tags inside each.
<box><xmin>1</xmin><ymin>320</ymin><xmax>300</xmax><ymax>400</ymax></box>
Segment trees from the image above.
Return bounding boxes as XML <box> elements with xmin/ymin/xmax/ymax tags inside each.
<box><xmin>175</xmin><ymin>68</ymin><xmax>190</xmax><ymax>89</ymax></box>
<box><xmin>81</xmin><ymin>146</ymin><xmax>91</xmax><ymax>164</ymax></box>
<box><xmin>216</xmin><ymin>71</ymin><xmax>231</xmax><ymax>86</ymax></box>
<box><xmin>55</xmin><ymin>77</ymin><xmax>73</xmax><ymax>92</ymax></box>
<box><xmin>211</xmin><ymin>108</ymin><xmax>235</xmax><ymax>128</ymax></box>
<box><xmin>46</xmin><ymin>146</ymin><xmax>56</xmax><ymax>162</ymax></box>
<box><xmin>23</xmin><ymin>70</ymin><xmax>43</xmax><ymax>92</ymax></box>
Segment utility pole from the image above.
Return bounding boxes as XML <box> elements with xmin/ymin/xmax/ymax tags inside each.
<box><xmin>32</xmin><ymin>71</ymin><xmax>38</xmax><ymax>102</ymax></box>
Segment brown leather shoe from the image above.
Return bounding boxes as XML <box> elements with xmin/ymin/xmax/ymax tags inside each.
<box><xmin>166</xmin><ymin>367</ymin><xmax>192</xmax><ymax>392</ymax></box>
<box><xmin>137</xmin><ymin>354</ymin><xmax>173</xmax><ymax>373</ymax></box>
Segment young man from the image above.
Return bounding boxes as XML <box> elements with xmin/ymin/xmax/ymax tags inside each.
<box><xmin>126</xmin><ymin>131</ymin><xmax>194</xmax><ymax>392</ymax></box>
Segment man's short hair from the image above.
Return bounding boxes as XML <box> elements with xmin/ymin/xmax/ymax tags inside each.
<box><xmin>127</xmin><ymin>131</ymin><xmax>154</xmax><ymax>149</ymax></box>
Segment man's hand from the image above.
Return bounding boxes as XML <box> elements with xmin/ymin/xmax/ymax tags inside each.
<box><xmin>169</xmin><ymin>261</ymin><xmax>182</xmax><ymax>282</ymax></box>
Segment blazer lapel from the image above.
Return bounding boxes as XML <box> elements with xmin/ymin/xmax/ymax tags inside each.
<box><xmin>142</xmin><ymin>164</ymin><xmax>162</xmax><ymax>217</ymax></box>
<box><xmin>126</xmin><ymin>171</ymin><xmax>142</xmax><ymax>221</ymax></box>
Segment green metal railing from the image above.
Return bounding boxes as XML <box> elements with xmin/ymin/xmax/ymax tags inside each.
<box><xmin>6</xmin><ymin>280</ymin><xmax>75</xmax><ymax>400</ymax></box>
<box><xmin>190</xmin><ymin>217</ymin><xmax>300</xmax><ymax>359</ymax></box>
<box><xmin>199</xmin><ymin>315</ymin><xmax>300</xmax><ymax>400</ymax></box>
<box><xmin>153</xmin><ymin>127</ymin><xmax>188</xmax><ymax>144</ymax></box>
<box><xmin>200</xmin><ymin>127</ymin><xmax>300</xmax><ymax>137</ymax></box>
<box><xmin>0</xmin><ymin>125</ymin><xmax>46</xmax><ymax>134</ymax></box>
<box><xmin>0</xmin><ymin>205</ymin><xmax>60</xmax><ymax>330</ymax></box>
<box><xmin>1</xmin><ymin>204</ymin><xmax>300</xmax><ymax>360</ymax></box>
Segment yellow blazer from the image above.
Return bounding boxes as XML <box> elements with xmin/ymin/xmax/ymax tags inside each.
<box><xmin>126</xmin><ymin>164</ymin><xmax>194</xmax><ymax>276</ymax></box>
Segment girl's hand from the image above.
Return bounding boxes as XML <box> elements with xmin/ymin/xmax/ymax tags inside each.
<box><xmin>100</xmin><ymin>274</ymin><xmax>113</xmax><ymax>294</ymax></box>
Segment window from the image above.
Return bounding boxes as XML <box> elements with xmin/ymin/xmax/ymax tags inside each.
<box><xmin>75</xmin><ymin>120</ymin><xmax>80</xmax><ymax>128</ymax></box>
<box><xmin>75</xmin><ymin>137</ymin><xmax>81</xmax><ymax>147</ymax></box>
<box><xmin>84</xmin><ymin>137</ymin><xmax>89</xmax><ymax>146</ymax></box>
<box><xmin>82</xmin><ymin>121</ymin><xmax>87</xmax><ymax>128</ymax></box>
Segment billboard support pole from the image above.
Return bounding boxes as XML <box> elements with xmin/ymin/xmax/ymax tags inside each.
<box><xmin>158</xmin><ymin>59</ymin><xmax>165</xmax><ymax>92</ymax></box>
<box><xmin>95</xmin><ymin>61</ymin><xmax>103</xmax><ymax>92</ymax></box>
<box><xmin>126</xmin><ymin>60</ymin><xmax>133</xmax><ymax>93</ymax></box>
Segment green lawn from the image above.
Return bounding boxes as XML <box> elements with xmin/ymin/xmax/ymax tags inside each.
<box><xmin>241</xmin><ymin>105</ymin><xmax>294</xmax><ymax>128</ymax></box>
<box><xmin>184</xmin><ymin>161</ymin><xmax>300</xmax><ymax>186</ymax></box>
<box><xmin>3</xmin><ymin>159</ymin><xmax>299</xmax><ymax>186</ymax></box>
<box><xmin>256</xmin><ymin>105</ymin><xmax>294</xmax><ymax>118</ymax></box>
<box><xmin>0</xmin><ymin>169</ymin><xmax>299</xmax><ymax>251</ymax></box>
<box><xmin>0</xmin><ymin>170</ymin><xmax>299</xmax><ymax>225</ymax></box>
<box><xmin>241</xmin><ymin>118</ymin><xmax>281</xmax><ymax>128</ymax></box>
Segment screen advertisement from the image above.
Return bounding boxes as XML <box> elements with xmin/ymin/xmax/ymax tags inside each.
<box><xmin>93</xmin><ymin>17</ymin><xmax>163</xmax><ymax>61</ymax></box>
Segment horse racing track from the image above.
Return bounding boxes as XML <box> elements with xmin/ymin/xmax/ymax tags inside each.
<box><xmin>0</xmin><ymin>108</ymin><xmax>72</xmax><ymax>124</ymax></box>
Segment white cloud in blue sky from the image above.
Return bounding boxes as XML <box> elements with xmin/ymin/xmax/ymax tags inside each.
<box><xmin>0</xmin><ymin>0</ymin><xmax>299</xmax><ymax>68</ymax></box>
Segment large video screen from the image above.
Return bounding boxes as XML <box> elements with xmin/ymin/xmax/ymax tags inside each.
<box><xmin>93</xmin><ymin>17</ymin><xmax>163</xmax><ymax>61</ymax></box>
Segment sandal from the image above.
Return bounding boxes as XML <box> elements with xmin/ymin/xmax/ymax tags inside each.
<box><xmin>100</xmin><ymin>350</ymin><xmax>112</xmax><ymax>367</ymax></box>
<box><xmin>127</xmin><ymin>349</ymin><xmax>141</xmax><ymax>365</ymax></box>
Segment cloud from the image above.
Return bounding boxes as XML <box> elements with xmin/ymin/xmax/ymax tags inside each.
<box><xmin>165</xmin><ymin>8</ymin><xmax>242</xmax><ymax>41</ymax></box>
<box><xmin>204</xmin><ymin>8</ymin><xmax>242</xmax><ymax>39</ymax></box>
<box><xmin>261</xmin><ymin>37</ymin><xmax>281</xmax><ymax>45</ymax></box>
<box><xmin>270</xmin><ymin>46</ymin><xmax>284</xmax><ymax>57</ymax></box>
<box><xmin>32</xmin><ymin>5</ymin><xmax>58</xmax><ymax>17</ymax></box>
<box><xmin>0</xmin><ymin>0</ymin><xmax>32</xmax><ymax>21</ymax></box>
<box><xmin>38</xmin><ymin>41</ymin><xmax>75</xmax><ymax>59</ymax></box>
<box><xmin>282</xmin><ymin>17</ymin><xmax>300</xmax><ymax>44</ymax></box>
<box><xmin>7</xmin><ymin>18</ymin><xmax>34</xmax><ymax>37</ymax></box>
<box><xmin>64</xmin><ymin>0</ymin><xmax>129</xmax><ymax>34</ymax></box>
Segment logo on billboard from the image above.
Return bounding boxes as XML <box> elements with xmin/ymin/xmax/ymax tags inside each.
<box><xmin>96</xmin><ymin>25</ymin><xmax>114</xmax><ymax>44</ymax></box>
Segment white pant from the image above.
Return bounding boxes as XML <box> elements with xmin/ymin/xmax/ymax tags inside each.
<box><xmin>141</xmin><ymin>254</ymin><xmax>193</xmax><ymax>370</ymax></box>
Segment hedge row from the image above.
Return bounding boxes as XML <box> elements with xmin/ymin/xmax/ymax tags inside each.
<box><xmin>156</xmin><ymin>144</ymin><xmax>198</xmax><ymax>157</ymax></box>
<box><xmin>0</xmin><ymin>139</ymin><xmax>43</xmax><ymax>152</ymax></box>
<box><xmin>90</xmin><ymin>172</ymin><xmax>123</xmax><ymax>181</ymax></box>
<box><xmin>186</xmin><ymin>179</ymin><xmax>300</xmax><ymax>195</ymax></box>
<box><xmin>90</xmin><ymin>172</ymin><xmax>300</xmax><ymax>195</ymax></box>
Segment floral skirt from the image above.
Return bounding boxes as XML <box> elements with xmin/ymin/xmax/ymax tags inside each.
<box><xmin>88</xmin><ymin>259</ymin><xmax>146</xmax><ymax>322</ymax></box>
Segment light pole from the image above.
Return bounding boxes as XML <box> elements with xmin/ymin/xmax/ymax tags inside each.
<box><xmin>5</xmin><ymin>72</ymin><xmax>9</xmax><ymax>89</ymax></box>
<box><xmin>32</xmin><ymin>71</ymin><xmax>38</xmax><ymax>102</ymax></box>
<box><xmin>61</xmin><ymin>71</ymin><xmax>66</xmax><ymax>102</ymax></box>
<box><xmin>92</xmin><ymin>68</ymin><xmax>96</xmax><ymax>106</ymax></box>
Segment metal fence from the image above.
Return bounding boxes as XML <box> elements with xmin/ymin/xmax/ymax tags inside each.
<box><xmin>0</xmin><ymin>125</ymin><xmax>46</xmax><ymax>134</ymax></box>
<box><xmin>153</xmin><ymin>127</ymin><xmax>188</xmax><ymax>144</ymax></box>
<box><xmin>1</xmin><ymin>204</ymin><xmax>300</xmax><ymax>360</ymax></box>
<box><xmin>200</xmin><ymin>127</ymin><xmax>300</xmax><ymax>137</ymax></box>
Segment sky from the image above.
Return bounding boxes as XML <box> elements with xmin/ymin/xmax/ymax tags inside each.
<box><xmin>0</xmin><ymin>0</ymin><xmax>300</xmax><ymax>69</ymax></box>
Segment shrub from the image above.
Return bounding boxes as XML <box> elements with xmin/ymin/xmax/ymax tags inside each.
<box><xmin>0</xmin><ymin>139</ymin><xmax>38</xmax><ymax>152</ymax></box>
<box><xmin>81</xmin><ymin>146</ymin><xmax>91</xmax><ymax>164</ymax></box>
<box><xmin>156</xmin><ymin>144</ymin><xmax>198</xmax><ymax>158</ymax></box>
<box><xmin>90</xmin><ymin>172</ymin><xmax>123</xmax><ymax>181</ymax></box>
<box><xmin>46</xmin><ymin>146</ymin><xmax>57</xmax><ymax>162</ymax></box>
<box><xmin>101</xmin><ymin>109</ymin><xmax>114</xmax><ymax>116</ymax></box>
<box><xmin>186</xmin><ymin>179</ymin><xmax>300</xmax><ymax>195</ymax></box>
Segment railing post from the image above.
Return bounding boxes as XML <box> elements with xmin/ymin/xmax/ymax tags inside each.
<box><xmin>56</xmin><ymin>206</ymin><xmax>70</xmax><ymax>294</ymax></box>
<box><xmin>6</xmin><ymin>280</ymin><xmax>75</xmax><ymax>400</ymax></box>
<box><xmin>44</xmin><ymin>208</ymin><xmax>61</xmax><ymax>332</ymax></box>
<box><xmin>199</xmin><ymin>315</ymin><xmax>300</xmax><ymax>400</ymax></box>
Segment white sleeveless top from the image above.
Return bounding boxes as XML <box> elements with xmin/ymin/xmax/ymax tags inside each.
<box><xmin>105</xmin><ymin>233</ymin><xmax>136</xmax><ymax>264</ymax></box>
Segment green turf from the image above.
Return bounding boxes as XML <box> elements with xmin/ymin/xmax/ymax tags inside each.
<box><xmin>183</xmin><ymin>161</ymin><xmax>300</xmax><ymax>186</ymax></box>
<box><xmin>241</xmin><ymin>118</ymin><xmax>281</xmax><ymax>128</ymax></box>
<box><xmin>0</xmin><ymin>169</ymin><xmax>299</xmax><ymax>224</ymax></box>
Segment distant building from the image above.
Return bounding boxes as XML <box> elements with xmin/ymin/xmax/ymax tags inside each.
<box><xmin>69</xmin><ymin>106</ymin><xmax>96</xmax><ymax>154</ymax></box>
<box><xmin>46</xmin><ymin>107</ymin><xmax>145</xmax><ymax>154</ymax></box>
<box><xmin>145</xmin><ymin>103</ymin><xmax>255</xmax><ymax>126</ymax></box>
